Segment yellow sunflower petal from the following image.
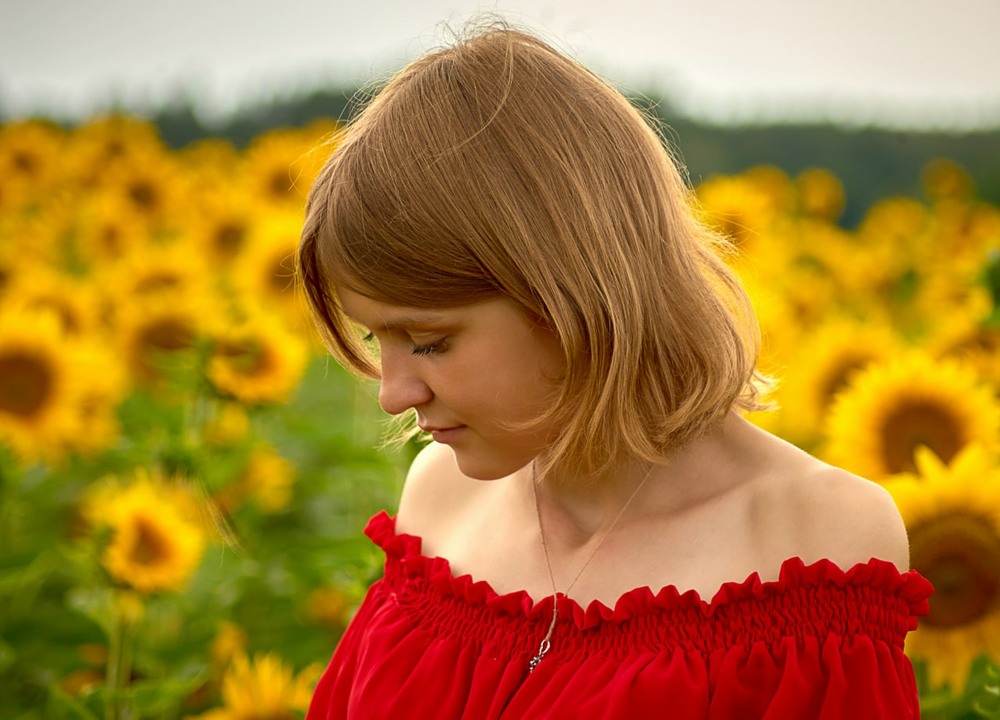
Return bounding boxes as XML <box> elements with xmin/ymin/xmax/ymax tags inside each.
<box><xmin>98</xmin><ymin>473</ymin><xmax>207</xmax><ymax>594</ymax></box>
<box><xmin>890</xmin><ymin>444</ymin><xmax>1000</xmax><ymax>691</ymax></box>
<box><xmin>0</xmin><ymin>308</ymin><xmax>85</xmax><ymax>462</ymax></box>
<box><xmin>206</xmin><ymin>312</ymin><xmax>309</xmax><ymax>405</ymax></box>
<box><xmin>777</xmin><ymin>316</ymin><xmax>903</xmax><ymax>446</ymax></box>
<box><xmin>824</xmin><ymin>352</ymin><xmax>999</xmax><ymax>480</ymax></box>
<box><xmin>695</xmin><ymin>174</ymin><xmax>778</xmax><ymax>258</ymax></box>
<box><xmin>216</xmin><ymin>652</ymin><xmax>319</xmax><ymax>718</ymax></box>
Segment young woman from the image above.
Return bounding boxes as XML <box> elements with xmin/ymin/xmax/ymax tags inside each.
<box><xmin>297</xmin><ymin>23</ymin><xmax>932</xmax><ymax>719</ymax></box>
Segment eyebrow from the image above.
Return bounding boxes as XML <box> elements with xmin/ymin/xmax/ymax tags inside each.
<box><xmin>379</xmin><ymin>315</ymin><xmax>447</xmax><ymax>331</ymax></box>
<box><xmin>346</xmin><ymin>311</ymin><xmax>450</xmax><ymax>333</ymax></box>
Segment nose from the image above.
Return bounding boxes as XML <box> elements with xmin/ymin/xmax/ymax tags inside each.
<box><xmin>377</xmin><ymin>351</ymin><xmax>433</xmax><ymax>415</ymax></box>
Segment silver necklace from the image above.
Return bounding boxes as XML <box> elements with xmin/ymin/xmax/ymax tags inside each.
<box><xmin>528</xmin><ymin>462</ymin><xmax>654</xmax><ymax>672</ymax></box>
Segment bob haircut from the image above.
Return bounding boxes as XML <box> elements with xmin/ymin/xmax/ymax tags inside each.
<box><xmin>299</xmin><ymin>23</ymin><xmax>766</xmax><ymax>479</ymax></box>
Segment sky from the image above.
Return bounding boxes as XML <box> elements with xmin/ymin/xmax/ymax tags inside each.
<box><xmin>1</xmin><ymin>0</ymin><xmax>999</xmax><ymax>130</ymax></box>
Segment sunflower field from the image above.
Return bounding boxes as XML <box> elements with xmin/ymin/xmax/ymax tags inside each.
<box><xmin>0</xmin><ymin>115</ymin><xmax>998</xmax><ymax>719</ymax></box>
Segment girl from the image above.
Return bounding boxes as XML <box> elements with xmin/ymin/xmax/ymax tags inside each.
<box><xmin>298</xmin><ymin>23</ymin><xmax>932</xmax><ymax>719</ymax></box>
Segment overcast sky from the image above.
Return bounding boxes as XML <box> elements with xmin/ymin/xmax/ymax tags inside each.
<box><xmin>2</xmin><ymin>0</ymin><xmax>999</xmax><ymax>129</ymax></box>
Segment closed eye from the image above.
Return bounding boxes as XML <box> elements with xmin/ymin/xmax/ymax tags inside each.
<box><xmin>411</xmin><ymin>339</ymin><xmax>448</xmax><ymax>356</ymax></box>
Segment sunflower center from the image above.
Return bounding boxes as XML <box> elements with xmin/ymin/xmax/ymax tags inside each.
<box><xmin>140</xmin><ymin>318</ymin><xmax>195</xmax><ymax>353</ymax></box>
<box><xmin>134</xmin><ymin>318</ymin><xmax>196</xmax><ymax>381</ymax></box>
<box><xmin>820</xmin><ymin>356</ymin><xmax>869</xmax><ymax>407</ymax></box>
<box><xmin>30</xmin><ymin>298</ymin><xmax>81</xmax><ymax>335</ymax></box>
<box><xmin>104</xmin><ymin>139</ymin><xmax>126</xmax><ymax>159</ymax></box>
<box><xmin>910</xmin><ymin>512</ymin><xmax>1000</xmax><ymax>628</ymax></box>
<box><xmin>135</xmin><ymin>271</ymin><xmax>183</xmax><ymax>295</ymax></box>
<box><xmin>129</xmin><ymin>516</ymin><xmax>172</xmax><ymax>566</ymax></box>
<box><xmin>217</xmin><ymin>339</ymin><xmax>269</xmax><ymax>376</ymax></box>
<box><xmin>214</xmin><ymin>222</ymin><xmax>247</xmax><ymax>257</ymax></box>
<box><xmin>881</xmin><ymin>400</ymin><xmax>963</xmax><ymax>474</ymax></box>
<box><xmin>268</xmin><ymin>170</ymin><xmax>293</xmax><ymax>199</ymax></box>
<box><xmin>128</xmin><ymin>180</ymin><xmax>158</xmax><ymax>211</ymax></box>
<box><xmin>99</xmin><ymin>224</ymin><xmax>124</xmax><ymax>255</ymax></box>
<box><xmin>13</xmin><ymin>151</ymin><xmax>39</xmax><ymax>177</ymax></box>
<box><xmin>269</xmin><ymin>256</ymin><xmax>295</xmax><ymax>294</ymax></box>
<box><xmin>952</xmin><ymin>327</ymin><xmax>999</xmax><ymax>357</ymax></box>
<box><xmin>0</xmin><ymin>351</ymin><xmax>54</xmax><ymax>418</ymax></box>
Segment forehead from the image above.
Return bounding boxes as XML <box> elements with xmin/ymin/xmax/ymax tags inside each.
<box><xmin>335</xmin><ymin>285</ymin><xmax>449</xmax><ymax>330</ymax></box>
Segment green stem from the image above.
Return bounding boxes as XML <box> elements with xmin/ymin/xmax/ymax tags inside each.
<box><xmin>105</xmin><ymin>594</ymin><xmax>135</xmax><ymax>720</ymax></box>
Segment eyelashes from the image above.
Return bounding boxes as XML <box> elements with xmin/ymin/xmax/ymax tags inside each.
<box><xmin>410</xmin><ymin>339</ymin><xmax>448</xmax><ymax>356</ymax></box>
<box><xmin>361</xmin><ymin>332</ymin><xmax>448</xmax><ymax>356</ymax></box>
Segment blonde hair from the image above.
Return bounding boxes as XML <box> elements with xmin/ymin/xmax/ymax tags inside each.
<box><xmin>299</xmin><ymin>23</ymin><xmax>766</xmax><ymax>478</ymax></box>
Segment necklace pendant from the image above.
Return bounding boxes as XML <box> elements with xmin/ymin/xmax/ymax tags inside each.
<box><xmin>528</xmin><ymin>638</ymin><xmax>551</xmax><ymax>673</ymax></box>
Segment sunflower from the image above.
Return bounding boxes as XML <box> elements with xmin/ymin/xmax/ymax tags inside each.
<box><xmin>5</xmin><ymin>267</ymin><xmax>102</xmax><ymax>337</ymax></box>
<box><xmin>922</xmin><ymin>158</ymin><xmax>975</xmax><ymax>204</ymax></box>
<box><xmin>794</xmin><ymin>167</ymin><xmax>845</xmax><ymax>222</ymax></box>
<box><xmin>696</xmin><ymin>174</ymin><xmax>777</xmax><ymax>256</ymax></box>
<box><xmin>923</xmin><ymin>201</ymin><xmax>1000</xmax><ymax>282</ymax></box>
<box><xmin>99</xmin><ymin>148</ymin><xmax>187</xmax><ymax>233</ymax></box>
<box><xmin>884</xmin><ymin>444</ymin><xmax>1000</xmax><ymax>691</ymax></box>
<box><xmin>904</xmin><ymin>260</ymin><xmax>993</xmax><ymax>335</ymax></box>
<box><xmin>73</xmin><ymin>192</ymin><xmax>150</xmax><ymax>268</ymax></box>
<box><xmin>99</xmin><ymin>240</ymin><xmax>215</xmax><ymax>312</ymax></box>
<box><xmin>186</xmin><ymin>188</ymin><xmax>260</xmax><ymax>268</ymax></box>
<box><xmin>750</xmin><ymin>219</ymin><xmax>855</xmax><ymax>327</ymax></box>
<box><xmin>0</xmin><ymin>119</ymin><xmax>65</xmax><ymax>207</ymax></box>
<box><xmin>0</xmin><ymin>242</ymin><xmax>17</xmax><ymax>302</ymax></box>
<box><xmin>858</xmin><ymin>196</ymin><xmax>931</xmax><ymax>250</ymax></box>
<box><xmin>69</xmin><ymin>342</ymin><xmax>127</xmax><ymax>455</ymax></box>
<box><xmin>0</xmin><ymin>193</ymin><xmax>70</xmax><ymax>268</ymax></box>
<box><xmin>927</xmin><ymin>290</ymin><xmax>1000</xmax><ymax>389</ymax></box>
<box><xmin>214</xmin><ymin>444</ymin><xmax>296</xmax><ymax>515</ymax></box>
<box><xmin>210</xmin><ymin>622</ymin><xmax>248</xmax><ymax>672</ymax></box>
<box><xmin>778</xmin><ymin>318</ymin><xmax>903</xmax><ymax>446</ymax></box>
<box><xmin>85</xmin><ymin>469</ymin><xmax>207</xmax><ymax>594</ymax></box>
<box><xmin>824</xmin><ymin>352</ymin><xmax>999</xmax><ymax>480</ymax></box>
<box><xmin>741</xmin><ymin>165</ymin><xmax>796</xmax><ymax>214</ymax></box>
<box><xmin>851</xmin><ymin>197</ymin><xmax>934</xmax><ymax>309</ymax></box>
<box><xmin>230</xmin><ymin>211</ymin><xmax>309</xmax><ymax>329</ymax></box>
<box><xmin>0</xmin><ymin>308</ymin><xmax>82</xmax><ymax>462</ymax></box>
<box><xmin>738</xmin><ymin>269</ymin><xmax>799</xmax><ymax>376</ymax></box>
<box><xmin>305</xmin><ymin>585</ymin><xmax>352</xmax><ymax>630</ymax></box>
<box><xmin>115</xmin><ymin>295</ymin><xmax>209</xmax><ymax>387</ymax></box>
<box><xmin>203</xmin><ymin>403</ymin><xmax>251</xmax><ymax>446</ymax></box>
<box><xmin>241</xmin><ymin>123</ymin><xmax>336</xmax><ymax>208</ymax></box>
<box><xmin>206</xmin><ymin>314</ymin><xmax>309</xmax><ymax>405</ymax></box>
<box><xmin>63</xmin><ymin>115</ymin><xmax>166</xmax><ymax>189</ymax></box>
<box><xmin>191</xmin><ymin>652</ymin><xmax>321</xmax><ymax>720</ymax></box>
<box><xmin>178</xmin><ymin>137</ymin><xmax>241</xmax><ymax>190</ymax></box>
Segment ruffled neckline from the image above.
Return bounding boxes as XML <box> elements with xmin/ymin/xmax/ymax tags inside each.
<box><xmin>365</xmin><ymin>511</ymin><xmax>933</xmax><ymax>632</ymax></box>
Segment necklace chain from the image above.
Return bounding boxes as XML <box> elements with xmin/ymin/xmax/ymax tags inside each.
<box><xmin>528</xmin><ymin>462</ymin><xmax>654</xmax><ymax>672</ymax></box>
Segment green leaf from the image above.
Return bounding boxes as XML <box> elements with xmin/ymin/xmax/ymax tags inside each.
<box><xmin>65</xmin><ymin>587</ymin><xmax>115</xmax><ymax>638</ymax></box>
<box><xmin>130</xmin><ymin>675</ymin><xmax>206</xmax><ymax>715</ymax></box>
<box><xmin>44</xmin><ymin>684</ymin><xmax>101</xmax><ymax>720</ymax></box>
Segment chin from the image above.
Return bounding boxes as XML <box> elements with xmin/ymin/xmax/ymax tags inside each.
<box><xmin>451</xmin><ymin>449</ymin><xmax>527</xmax><ymax>482</ymax></box>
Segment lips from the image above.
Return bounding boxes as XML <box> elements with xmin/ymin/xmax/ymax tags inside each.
<box><xmin>419</xmin><ymin>423</ymin><xmax>466</xmax><ymax>444</ymax></box>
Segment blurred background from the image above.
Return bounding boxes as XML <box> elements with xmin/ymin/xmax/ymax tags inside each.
<box><xmin>3</xmin><ymin>0</ymin><xmax>1000</xmax><ymax>217</ymax></box>
<box><xmin>1</xmin><ymin>2</ymin><xmax>999</xmax><ymax>719</ymax></box>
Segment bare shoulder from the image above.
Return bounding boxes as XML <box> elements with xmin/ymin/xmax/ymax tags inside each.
<box><xmin>395</xmin><ymin>442</ymin><xmax>474</xmax><ymax>538</ymax></box>
<box><xmin>774</xmin><ymin>455</ymin><xmax>910</xmax><ymax>573</ymax></box>
<box><xmin>735</xmin><ymin>421</ymin><xmax>910</xmax><ymax>574</ymax></box>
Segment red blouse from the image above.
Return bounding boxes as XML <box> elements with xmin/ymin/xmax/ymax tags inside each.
<box><xmin>307</xmin><ymin>512</ymin><xmax>933</xmax><ymax>719</ymax></box>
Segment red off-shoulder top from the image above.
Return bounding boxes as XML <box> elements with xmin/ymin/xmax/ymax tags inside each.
<box><xmin>307</xmin><ymin>512</ymin><xmax>933</xmax><ymax>719</ymax></box>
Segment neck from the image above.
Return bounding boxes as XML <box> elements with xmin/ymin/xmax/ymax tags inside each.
<box><xmin>528</xmin><ymin>413</ymin><xmax>743</xmax><ymax>543</ymax></box>
<box><xmin>531</xmin><ymin>459</ymin><xmax>654</xmax><ymax>542</ymax></box>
